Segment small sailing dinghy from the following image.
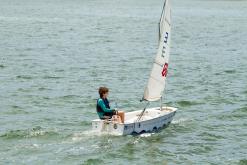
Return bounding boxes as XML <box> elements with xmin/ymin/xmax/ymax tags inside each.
<box><xmin>92</xmin><ymin>0</ymin><xmax>177</xmax><ymax>135</ymax></box>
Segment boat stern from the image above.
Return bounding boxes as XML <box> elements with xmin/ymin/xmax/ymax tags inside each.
<box><xmin>92</xmin><ymin>119</ymin><xmax>130</xmax><ymax>136</ymax></box>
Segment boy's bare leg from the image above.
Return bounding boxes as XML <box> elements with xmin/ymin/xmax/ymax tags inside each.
<box><xmin>117</xmin><ymin>111</ymin><xmax>125</xmax><ymax>123</ymax></box>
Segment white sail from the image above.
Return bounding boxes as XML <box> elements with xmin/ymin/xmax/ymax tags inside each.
<box><xmin>143</xmin><ymin>0</ymin><xmax>171</xmax><ymax>101</ymax></box>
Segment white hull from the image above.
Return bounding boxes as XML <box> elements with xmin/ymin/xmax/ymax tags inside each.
<box><xmin>92</xmin><ymin>106</ymin><xmax>177</xmax><ymax>136</ymax></box>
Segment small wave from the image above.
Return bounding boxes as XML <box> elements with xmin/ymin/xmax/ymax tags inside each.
<box><xmin>236</xmin><ymin>106</ymin><xmax>247</xmax><ymax>113</ymax></box>
<box><xmin>0</xmin><ymin>64</ymin><xmax>5</xmax><ymax>68</ymax></box>
<box><xmin>42</xmin><ymin>96</ymin><xmax>50</xmax><ymax>100</ymax></box>
<box><xmin>171</xmin><ymin>118</ymin><xmax>193</xmax><ymax>124</ymax></box>
<box><xmin>0</xmin><ymin>127</ymin><xmax>59</xmax><ymax>139</ymax></box>
<box><xmin>16</xmin><ymin>75</ymin><xmax>32</xmax><ymax>79</ymax></box>
<box><xmin>176</xmin><ymin>100</ymin><xmax>200</xmax><ymax>107</ymax></box>
<box><xmin>12</xmin><ymin>105</ymin><xmax>22</xmax><ymax>109</ymax></box>
<box><xmin>132</xmin><ymin>138</ymin><xmax>141</xmax><ymax>144</ymax></box>
<box><xmin>23</xmin><ymin>48</ymin><xmax>33</xmax><ymax>51</ymax></box>
<box><xmin>55</xmin><ymin>69</ymin><xmax>65</xmax><ymax>72</ymax></box>
<box><xmin>215</xmin><ymin>72</ymin><xmax>221</xmax><ymax>75</ymax></box>
<box><xmin>43</xmin><ymin>76</ymin><xmax>63</xmax><ymax>79</ymax></box>
<box><xmin>226</xmin><ymin>49</ymin><xmax>237</xmax><ymax>52</ymax></box>
<box><xmin>38</xmin><ymin>87</ymin><xmax>51</xmax><ymax>91</ymax></box>
<box><xmin>218</xmin><ymin>106</ymin><xmax>247</xmax><ymax>120</ymax></box>
<box><xmin>5</xmin><ymin>106</ymin><xmax>28</xmax><ymax>115</ymax></box>
<box><xmin>224</xmin><ymin>70</ymin><xmax>236</xmax><ymax>74</ymax></box>
<box><xmin>71</xmin><ymin>131</ymin><xmax>97</xmax><ymax>141</ymax></box>
<box><xmin>80</xmin><ymin>121</ymin><xmax>91</xmax><ymax>126</ymax></box>
<box><xmin>60</xmin><ymin>95</ymin><xmax>80</xmax><ymax>99</ymax></box>
<box><xmin>239</xmin><ymin>159</ymin><xmax>247</xmax><ymax>165</ymax></box>
<box><xmin>17</xmin><ymin>88</ymin><xmax>30</xmax><ymax>92</ymax></box>
<box><xmin>199</xmin><ymin>132</ymin><xmax>224</xmax><ymax>141</ymax></box>
<box><xmin>69</xmin><ymin>130</ymin><xmax>116</xmax><ymax>143</ymax></box>
<box><xmin>83</xmin><ymin>158</ymin><xmax>103</xmax><ymax>165</ymax></box>
<box><xmin>231</xmin><ymin>106</ymin><xmax>247</xmax><ymax>119</ymax></box>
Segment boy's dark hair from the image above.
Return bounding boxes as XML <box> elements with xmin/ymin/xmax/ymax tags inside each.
<box><xmin>98</xmin><ymin>87</ymin><xmax>109</xmax><ymax>98</ymax></box>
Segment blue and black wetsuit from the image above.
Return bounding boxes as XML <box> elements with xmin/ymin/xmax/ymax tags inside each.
<box><xmin>96</xmin><ymin>98</ymin><xmax>116</xmax><ymax>119</ymax></box>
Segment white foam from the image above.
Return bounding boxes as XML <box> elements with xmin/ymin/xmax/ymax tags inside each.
<box><xmin>171</xmin><ymin>118</ymin><xmax>193</xmax><ymax>124</ymax></box>
<box><xmin>140</xmin><ymin>133</ymin><xmax>154</xmax><ymax>137</ymax></box>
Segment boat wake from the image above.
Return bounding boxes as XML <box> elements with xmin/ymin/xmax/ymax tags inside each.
<box><xmin>70</xmin><ymin>130</ymin><xmax>113</xmax><ymax>142</ymax></box>
<box><xmin>139</xmin><ymin>132</ymin><xmax>155</xmax><ymax>137</ymax></box>
<box><xmin>171</xmin><ymin>118</ymin><xmax>193</xmax><ymax>125</ymax></box>
<box><xmin>0</xmin><ymin>126</ymin><xmax>59</xmax><ymax>139</ymax></box>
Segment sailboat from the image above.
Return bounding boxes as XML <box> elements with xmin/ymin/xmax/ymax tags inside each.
<box><xmin>92</xmin><ymin>0</ymin><xmax>177</xmax><ymax>135</ymax></box>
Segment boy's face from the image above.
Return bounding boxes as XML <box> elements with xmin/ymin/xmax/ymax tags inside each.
<box><xmin>103</xmin><ymin>92</ymin><xmax>109</xmax><ymax>98</ymax></box>
<box><xmin>105</xmin><ymin>92</ymin><xmax>108</xmax><ymax>97</ymax></box>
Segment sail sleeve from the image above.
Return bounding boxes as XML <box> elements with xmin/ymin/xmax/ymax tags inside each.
<box><xmin>143</xmin><ymin>0</ymin><xmax>171</xmax><ymax>102</ymax></box>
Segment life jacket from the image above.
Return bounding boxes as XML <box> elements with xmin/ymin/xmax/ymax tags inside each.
<box><xmin>96</xmin><ymin>98</ymin><xmax>110</xmax><ymax>113</ymax></box>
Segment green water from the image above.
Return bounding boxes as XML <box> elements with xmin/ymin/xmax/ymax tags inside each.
<box><xmin>0</xmin><ymin>0</ymin><xmax>246</xmax><ymax>164</ymax></box>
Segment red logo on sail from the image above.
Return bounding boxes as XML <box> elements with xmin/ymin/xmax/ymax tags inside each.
<box><xmin>161</xmin><ymin>63</ymin><xmax>168</xmax><ymax>77</ymax></box>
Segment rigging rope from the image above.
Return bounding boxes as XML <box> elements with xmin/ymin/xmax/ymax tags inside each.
<box><xmin>136</xmin><ymin>101</ymin><xmax>150</xmax><ymax>122</ymax></box>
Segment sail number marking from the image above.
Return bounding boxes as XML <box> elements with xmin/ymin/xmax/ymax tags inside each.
<box><xmin>161</xmin><ymin>63</ymin><xmax>168</xmax><ymax>77</ymax></box>
<box><xmin>162</xmin><ymin>32</ymin><xmax>169</xmax><ymax>57</ymax></box>
<box><xmin>164</xmin><ymin>32</ymin><xmax>168</xmax><ymax>43</ymax></box>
